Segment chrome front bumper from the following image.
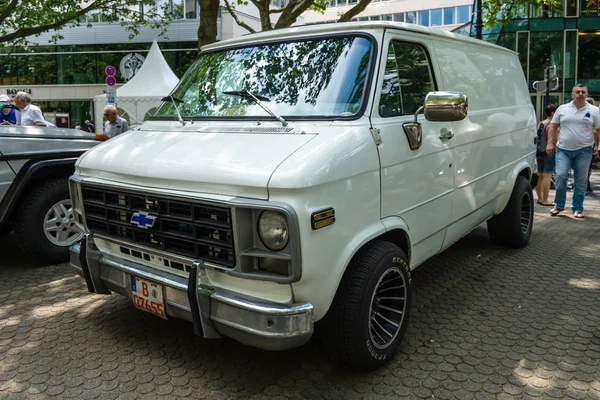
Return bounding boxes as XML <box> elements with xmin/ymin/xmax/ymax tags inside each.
<box><xmin>70</xmin><ymin>235</ymin><xmax>314</xmax><ymax>351</ymax></box>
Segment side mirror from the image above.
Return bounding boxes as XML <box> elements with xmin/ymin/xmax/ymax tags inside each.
<box><xmin>424</xmin><ymin>91</ymin><xmax>468</xmax><ymax>122</ymax></box>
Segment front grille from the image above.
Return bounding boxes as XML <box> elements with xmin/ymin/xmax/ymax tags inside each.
<box><xmin>81</xmin><ymin>186</ymin><xmax>235</xmax><ymax>267</ymax></box>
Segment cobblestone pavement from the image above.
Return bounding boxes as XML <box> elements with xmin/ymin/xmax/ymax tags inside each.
<box><xmin>1</xmin><ymin>176</ymin><xmax>600</xmax><ymax>400</ymax></box>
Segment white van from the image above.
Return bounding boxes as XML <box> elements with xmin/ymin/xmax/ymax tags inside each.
<box><xmin>69</xmin><ymin>22</ymin><xmax>536</xmax><ymax>369</ymax></box>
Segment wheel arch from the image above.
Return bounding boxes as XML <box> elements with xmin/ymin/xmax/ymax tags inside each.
<box><xmin>493</xmin><ymin>162</ymin><xmax>532</xmax><ymax>215</ymax></box>
<box><xmin>316</xmin><ymin>217</ymin><xmax>412</xmax><ymax>321</ymax></box>
<box><xmin>0</xmin><ymin>158</ymin><xmax>78</xmax><ymax>227</ymax></box>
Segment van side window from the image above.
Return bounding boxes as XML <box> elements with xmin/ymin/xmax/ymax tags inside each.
<box><xmin>379</xmin><ymin>41</ymin><xmax>436</xmax><ymax>118</ymax></box>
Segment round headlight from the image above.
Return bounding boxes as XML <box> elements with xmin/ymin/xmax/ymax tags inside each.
<box><xmin>258</xmin><ymin>211</ymin><xmax>289</xmax><ymax>251</ymax></box>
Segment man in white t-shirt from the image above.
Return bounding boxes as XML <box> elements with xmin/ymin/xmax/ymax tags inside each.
<box><xmin>13</xmin><ymin>92</ymin><xmax>48</xmax><ymax>127</ymax></box>
<box><xmin>547</xmin><ymin>84</ymin><xmax>600</xmax><ymax>218</ymax></box>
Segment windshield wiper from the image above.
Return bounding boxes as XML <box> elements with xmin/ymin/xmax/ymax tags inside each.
<box><xmin>161</xmin><ymin>95</ymin><xmax>187</xmax><ymax>126</ymax></box>
<box><xmin>223</xmin><ymin>90</ymin><xmax>287</xmax><ymax>127</ymax></box>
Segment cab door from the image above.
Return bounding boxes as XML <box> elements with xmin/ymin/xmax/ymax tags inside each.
<box><xmin>370</xmin><ymin>34</ymin><xmax>455</xmax><ymax>266</ymax></box>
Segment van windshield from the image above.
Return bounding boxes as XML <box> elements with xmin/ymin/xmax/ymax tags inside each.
<box><xmin>153</xmin><ymin>36</ymin><xmax>373</xmax><ymax>119</ymax></box>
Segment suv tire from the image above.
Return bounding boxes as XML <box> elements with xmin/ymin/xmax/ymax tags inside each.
<box><xmin>487</xmin><ymin>176</ymin><xmax>533</xmax><ymax>248</ymax></box>
<box><xmin>13</xmin><ymin>178</ymin><xmax>82</xmax><ymax>263</ymax></box>
<box><xmin>321</xmin><ymin>240</ymin><xmax>412</xmax><ymax>370</ymax></box>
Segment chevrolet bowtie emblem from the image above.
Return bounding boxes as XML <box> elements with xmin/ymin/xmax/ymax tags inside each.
<box><xmin>130</xmin><ymin>211</ymin><xmax>157</xmax><ymax>229</ymax></box>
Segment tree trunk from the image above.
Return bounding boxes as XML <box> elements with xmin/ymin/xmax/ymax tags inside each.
<box><xmin>198</xmin><ymin>0</ymin><xmax>220</xmax><ymax>51</ymax></box>
<box><xmin>256</xmin><ymin>0</ymin><xmax>273</xmax><ymax>31</ymax></box>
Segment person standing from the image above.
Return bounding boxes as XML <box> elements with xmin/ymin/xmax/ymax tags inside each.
<box><xmin>536</xmin><ymin>103</ymin><xmax>558</xmax><ymax>206</ymax></box>
<box><xmin>13</xmin><ymin>92</ymin><xmax>48</xmax><ymax>126</ymax></box>
<box><xmin>103</xmin><ymin>105</ymin><xmax>129</xmax><ymax>138</ymax></box>
<box><xmin>547</xmin><ymin>84</ymin><xmax>600</xmax><ymax>218</ymax></box>
<box><xmin>0</xmin><ymin>94</ymin><xmax>17</xmax><ymax>125</ymax></box>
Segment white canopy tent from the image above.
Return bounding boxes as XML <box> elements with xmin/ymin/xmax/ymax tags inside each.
<box><xmin>93</xmin><ymin>40</ymin><xmax>179</xmax><ymax>132</ymax></box>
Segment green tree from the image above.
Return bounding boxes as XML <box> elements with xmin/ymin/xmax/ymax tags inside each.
<box><xmin>222</xmin><ymin>0</ymin><xmax>373</xmax><ymax>34</ymax></box>
<box><xmin>482</xmin><ymin>0</ymin><xmax>562</xmax><ymax>28</ymax></box>
<box><xmin>0</xmin><ymin>0</ymin><xmax>178</xmax><ymax>48</ymax></box>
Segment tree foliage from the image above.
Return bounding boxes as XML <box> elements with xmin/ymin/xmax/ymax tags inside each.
<box><xmin>222</xmin><ymin>0</ymin><xmax>373</xmax><ymax>34</ymax></box>
<box><xmin>481</xmin><ymin>0</ymin><xmax>562</xmax><ymax>28</ymax></box>
<box><xmin>0</xmin><ymin>0</ymin><xmax>178</xmax><ymax>48</ymax></box>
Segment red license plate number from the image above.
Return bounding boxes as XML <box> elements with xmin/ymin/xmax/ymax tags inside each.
<box><xmin>131</xmin><ymin>276</ymin><xmax>167</xmax><ymax>319</ymax></box>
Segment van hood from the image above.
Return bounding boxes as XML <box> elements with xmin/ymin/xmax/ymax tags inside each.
<box><xmin>76</xmin><ymin>128</ymin><xmax>317</xmax><ymax>200</ymax></box>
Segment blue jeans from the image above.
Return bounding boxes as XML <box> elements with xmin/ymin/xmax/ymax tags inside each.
<box><xmin>554</xmin><ymin>146</ymin><xmax>594</xmax><ymax>213</ymax></box>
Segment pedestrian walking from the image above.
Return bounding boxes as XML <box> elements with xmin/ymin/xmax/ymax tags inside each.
<box><xmin>103</xmin><ymin>105</ymin><xmax>129</xmax><ymax>138</ymax></box>
<box><xmin>586</xmin><ymin>97</ymin><xmax>599</xmax><ymax>194</ymax></box>
<box><xmin>547</xmin><ymin>84</ymin><xmax>600</xmax><ymax>218</ymax></box>
<box><xmin>12</xmin><ymin>92</ymin><xmax>49</xmax><ymax>127</ymax></box>
<box><xmin>536</xmin><ymin>103</ymin><xmax>557</xmax><ymax>206</ymax></box>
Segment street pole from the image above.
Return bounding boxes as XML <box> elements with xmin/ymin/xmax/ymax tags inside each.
<box><xmin>545</xmin><ymin>58</ymin><xmax>550</xmax><ymax>109</ymax></box>
<box><xmin>475</xmin><ymin>0</ymin><xmax>483</xmax><ymax>40</ymax></box>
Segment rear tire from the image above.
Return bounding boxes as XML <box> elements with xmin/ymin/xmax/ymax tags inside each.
<box><xmin>13</xmin><ymin>178</ymin><xmax>83</xmax><ymax>263</ymax></box>
<box><xmin>487</xmin><ymin>176</ymin><xmax>533</xmax><ymax>248</ymax></box>
<box><xmin>320</xmin><ymin>240</ymin><xmax>412</xmax><ymax>370</ymax></box>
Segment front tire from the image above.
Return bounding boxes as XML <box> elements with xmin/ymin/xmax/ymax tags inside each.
<box><xmin>321</xmin><ymin>241</ymin><xmax>412</xmax><ymax>370</ymax></box>
<box><xmin>13</xmin><ymin>178</ymin><xmax>83</xmax><ymax>263</ymax></box>
<box><xmin>487</xmin><ymin>176</ymin><xmax>533</xmax><ymax>248</ymax></box>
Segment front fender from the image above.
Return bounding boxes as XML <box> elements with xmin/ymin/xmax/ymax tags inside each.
<box><xmin>493</xmin><ymin>157</ymin><xmax>533</xmax><ymax>215</ymax></box>
<box><xmin>309</xmin><ymin>216</ymin><xmax>411</xmax><ymax>321</ymax></box>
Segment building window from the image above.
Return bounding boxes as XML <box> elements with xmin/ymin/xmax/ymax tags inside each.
<box><xmin>443</xmin><ymin>7</ymin><xmax>455</xmax><ymax>25</ymax></box>
<box><xmin>185</xmin><ymin>0</ymin><xmax>197</xmax><ymax>18</ymax></box>
<box><xmin>457</xmin><ymin>5</ymin><xmax>470</xmax><ymax>24</ymax></box>
<box><xmin>370</xmin><ymin>15</ymin><xmax>381</xmax><ymax>21</ymax></box>
<box><xmin>381</xmin><ymin>14</ymin><xmax>392</xmax><ymax>21</ymax></box>
<box><xmin>431</xmin><ymin>8</ymin><xmax>442</xmax><ymax>26</ymax></box>
<box><xmin>529</xmin><ymin>31</ymin><xmax>563</xmax><ymax>86</ymax></box>
<box><xmin>418</xmin><ymin>10</ymin><xmax>429</xmax><ymax>26</ymax></box>
<box><xmin>405</xmin><ymin>11</ymin><xmax>416</xmax><ymax>24</ymax></box>
<box><xmin>566</xmin><ymin>0</ymin><xmax>577</xmax><ymax>16</ymax></box>
<box><xmin>580</xmin><ymin>0</ymin><xmax>599</xmax><ymax>16</ymax></box>
<box><xmin>393</xmin><ymin>13</ymin><xmax>404</xmax><ymax>22</ymax></box>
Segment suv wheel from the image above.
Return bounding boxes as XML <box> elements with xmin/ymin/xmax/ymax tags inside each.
<box><xmin>14</xmin><ymin>178</ymin><xmax>83</xmax><ymax>263</ymax></box>
<box><xmin>320</xmin><ymin>240</ymin><xmax>412</xmax><ymax>370</ymax></box>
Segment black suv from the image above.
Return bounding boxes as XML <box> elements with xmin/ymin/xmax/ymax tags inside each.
<box><xmin>0</xmin><ymin>125</ymin><xmax>100</xmax><ymax>262</ymax></box>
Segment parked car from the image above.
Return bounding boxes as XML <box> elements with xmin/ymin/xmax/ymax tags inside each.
<box><xmin>68</xmin><ymin>22</ymin><xmax>537</xmax><ymax>369</ymax></box>
<box><xmin>0</xmin><ymin>125</ymin><xmax>100</xmax><ymax>262</ymax></box>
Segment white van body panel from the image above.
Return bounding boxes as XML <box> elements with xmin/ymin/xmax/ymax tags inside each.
<box><xmin>370</xmin><ymin>31</ymin><xmax>455</xmax><ymax>267</ymax></box>
<box><xmin>430</xmin><ymin>38</ymin><xmax>536</xmax><ymax>247</ymax></box>
<box><xmin>76</xmin><ymin>121</ymin><xmax>319</xmax><ymax>200</ymax></box>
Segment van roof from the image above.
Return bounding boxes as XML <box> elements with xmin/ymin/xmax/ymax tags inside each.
<box><xmin>202</xmin><ymin>21</ymin><xmax>517</xmax><ymax>55</ymax></box>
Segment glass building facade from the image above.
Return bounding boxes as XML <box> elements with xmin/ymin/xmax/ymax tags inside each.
<box><xmin>470</xmin><ymin>0</ymin><xmax>600</xmax><ymax>118</ymax></box>
<box><xmin>0</xmin><ymin>0</ymin><xmax>221</xmax><ymax>128</ymax></box>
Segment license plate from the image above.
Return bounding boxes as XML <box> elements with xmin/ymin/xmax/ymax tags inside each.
<box><xmin>131</xmin><ymin>276</ymin><xmax>167</xmax><ymax>319</ymax></box>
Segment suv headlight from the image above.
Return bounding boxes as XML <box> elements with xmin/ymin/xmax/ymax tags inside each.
<box><xmin>257</xmin><ymin>211</ymin><xmax>289</xmax><ymax>251</ymax></box>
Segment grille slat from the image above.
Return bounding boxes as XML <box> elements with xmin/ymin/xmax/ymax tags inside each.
<box><xmin>82</xmin><ymin>187</ymin><xmax>236</xmax><ymax>268</ymax></box>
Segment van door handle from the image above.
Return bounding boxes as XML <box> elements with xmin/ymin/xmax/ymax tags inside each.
<box><xmin>439</xmin><ymin>128</ymin><xmax>454</xmax><ymax>140</ymax></box>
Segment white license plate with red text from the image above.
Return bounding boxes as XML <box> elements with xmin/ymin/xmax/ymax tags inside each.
<box><xmin>131</xmin><ymin>276</ymin><xmax>167</xmax><ymax>319</ymax></box>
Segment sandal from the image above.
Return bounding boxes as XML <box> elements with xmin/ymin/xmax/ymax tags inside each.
<box><xmin>537</xmin><ymin>201</ymin><xmax>555</xmax><ymax>206</ymax></box>
<box><xmin>573</xmin><ymin>212</ymin><xmax>584</xmax><ymax>219</ymax></box>
<box><xmin>550</xmin><ymin>208</ymin><xmax>563</xmax><ymax>216</ymax></box>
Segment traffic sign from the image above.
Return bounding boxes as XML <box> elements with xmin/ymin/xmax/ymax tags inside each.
<box><xmin>106</xmin><ymin>76</ymin><xmax>116</xmax><ymax>86</ymax></box>
<box><xmin>533</xmin><ymin>78</ymin><xmax>559</xmax><ymax>93</ymax></box>
<box><xmin>107</xmin><ymin>97</ymin><xmax>115</xmax><ymax>104</ymax></box>
<box><xmin>105</xmin><ymin>65</ymin><xmax>116</xmax><ymax>76</ymax></box>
